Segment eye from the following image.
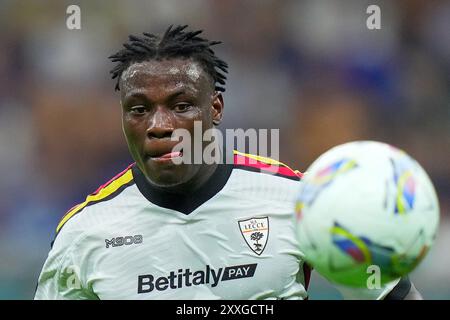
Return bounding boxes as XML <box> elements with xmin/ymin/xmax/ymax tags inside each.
<box><xmin>130</xmin><ymin>106</ymin><xmax>147</xmax><ymax>115</ymax></box>
<box><xmin>173</xmin><ymin>103</ymin><xmax>193</xmax><ymax>113</ymax></box>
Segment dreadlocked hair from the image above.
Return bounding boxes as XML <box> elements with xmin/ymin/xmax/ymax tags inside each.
<box><xmin>108</xmin><ymin>25</ymin><xmax>228</xmax><ymax>92</ymax></box>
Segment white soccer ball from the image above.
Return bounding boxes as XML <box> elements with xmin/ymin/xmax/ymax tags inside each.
<box><xmin>295</xmin><ymin>141</ymin><xmax>440</xmax><ymax>287</ymax></box>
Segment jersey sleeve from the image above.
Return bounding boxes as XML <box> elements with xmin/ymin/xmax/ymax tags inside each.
<box><xmin>34</xmin><ymin>228</ymin><xmax>98</xmax><ymax>300</ymax></box>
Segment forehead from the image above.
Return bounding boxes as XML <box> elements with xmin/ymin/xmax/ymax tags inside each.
<box><xmin>120</xmin><ymin>58</ymin><xmax>211</xmax><ymax>96</ymax></box>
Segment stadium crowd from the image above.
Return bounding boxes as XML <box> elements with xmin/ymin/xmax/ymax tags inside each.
<box><xmin>0</xmin><ymin>0</ymin><xmax>449</xmax><ymax>298</ymax></box>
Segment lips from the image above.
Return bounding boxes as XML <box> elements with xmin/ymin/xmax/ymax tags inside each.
<box><xmin>152</xmin><ymin>151</ymin><xmax>182</xmax><ymax>160</ymax></box>
<box><xmin>144</xmin><ymin>142</ymin><xmax>183</xmax><ymax>162</ymax></box>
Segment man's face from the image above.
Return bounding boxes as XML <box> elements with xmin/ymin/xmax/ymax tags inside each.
<box><xmin>120</xmin><ymin>58</ymin><xmax>223</xmax><ymax>188</ymax></box>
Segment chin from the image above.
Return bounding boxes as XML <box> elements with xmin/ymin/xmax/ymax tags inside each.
<box><xmin>150</xmin><ymin>173</ymin><xmax>187</xmax><ymax>188</ymax></box>
<box><xmin>144</xmin><ymin>162</ymin><xmax>194</xmax><ymax>188</ymax></box>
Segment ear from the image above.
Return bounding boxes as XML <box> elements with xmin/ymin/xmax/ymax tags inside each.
<box><xmin>211</xmin><ymin>92</ymin><xmax>224</xmax><ymax>125</ymax></box>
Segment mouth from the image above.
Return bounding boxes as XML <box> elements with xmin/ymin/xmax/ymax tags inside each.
<box><xmin>147</xmin><ymin>149</ymin><xmax>183</xmax><ymax>163</ymax></box>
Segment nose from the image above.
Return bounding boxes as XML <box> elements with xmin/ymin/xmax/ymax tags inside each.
<box><xmin>146</xmin><ymin>106</ymin><xmax>174</xmax><ymax>139</ymax></box>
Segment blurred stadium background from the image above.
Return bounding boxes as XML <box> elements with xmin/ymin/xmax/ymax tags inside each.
<box><xmin>0</xmin><ymin>0</ymin><xmax>449</xmax><ymax>299</ymax></box>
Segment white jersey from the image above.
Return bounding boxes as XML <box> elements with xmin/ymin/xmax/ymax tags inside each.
<box><xmin>35</xmin><ymin>151</ymin><xmax>398</xmax><ymax>300</ymax></box>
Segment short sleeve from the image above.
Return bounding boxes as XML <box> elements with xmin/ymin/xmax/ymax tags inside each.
<box><xmin>34</xmin><ymin>230</ymin><xmax>98</xmax><ymax>300</ymax></box>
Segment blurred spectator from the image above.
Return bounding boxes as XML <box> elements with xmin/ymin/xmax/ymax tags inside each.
<box><xmin>0</xmin><ymin>0</ymin><xmax>448</xmax><ymax>299</ymax></box>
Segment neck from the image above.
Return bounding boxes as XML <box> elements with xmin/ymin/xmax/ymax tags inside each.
<box><xmin>150</xmin><ymin>162</ymin><xmax>219</xmax><ymax>195</ymax></box>
<box><xmin>132</xmin><ymin>161</ymin><xmax>233</xmax><ymax>215</ymax></box>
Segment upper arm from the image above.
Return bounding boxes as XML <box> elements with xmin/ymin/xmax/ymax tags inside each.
<box><xmin>34</xmin><ymin>229</ymin><xmax>98</xmax><ymax>300</ymax></box>
<box><xmin>34</xmin><ymin>244</ymin><xmax>82</xmax><ymax>299</ymax></box>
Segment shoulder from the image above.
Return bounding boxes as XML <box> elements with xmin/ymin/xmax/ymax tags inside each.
<box><xmin>53</xmin><ymin>164</ymin><xmax>136</xmax><ymax>244</ymax></box>
<box><xmin>232</xmin><ymin>150</ymin><xmax>303</xmax><ymax>181</ymax></box>
<box><xmin>228</xmin><ymin>150</ymin><xmax>303</xmax><ymax>202</ymax></box>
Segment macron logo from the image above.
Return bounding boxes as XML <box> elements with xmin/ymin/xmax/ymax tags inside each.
<box><xmin>138</xmin><ymin>263</ymin><xmax>257</xmax><ymax>294</ymax></box>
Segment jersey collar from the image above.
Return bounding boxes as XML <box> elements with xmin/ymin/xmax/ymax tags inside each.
<box><xmin>132</xmin><ymin>163</ymin><xmax>233</xmax><ymax>215</ymax></box>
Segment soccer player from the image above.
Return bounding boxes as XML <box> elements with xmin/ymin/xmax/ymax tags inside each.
<box><xmin>34</xmin><ymin>25</ymin><xmax>421</xmax><ymax>300</ymax></box>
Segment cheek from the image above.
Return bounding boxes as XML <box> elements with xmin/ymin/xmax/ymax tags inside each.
<box><xmin>122</xmin><ymin>116</ymin><xmax>133</xmax><ymax>139</ymax></box>
<box><xmin>122</xmin><ymin>117</ymin><xmax>144</xmax><ymax>145</ymax></box>
<box><xmin>191</xmin><ymin>106</ymin><xmax>214</xmax><ymax>125</ymax></box>
<box><xmin>176</xmin><ymin>107</ymin><xmax>203</xmax><ymax>121</ymax></box>
<box><xmin>174</xmin><ymin>108</ymin><xmax>204</xmax><ymax>129</ymax></box>
<box><xmin>179</xmin><ymin>111</ymin><xmax>211</xmax><ymax>133</ymax></box>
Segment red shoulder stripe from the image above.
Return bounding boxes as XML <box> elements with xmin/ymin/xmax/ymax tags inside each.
<box><xmin>92</xmin><ymin>163</ymin><xmax>135</xmax><ymax>195</ymax></box>
<box><xmin>234</xmin><ymin>154</ymin><xmax>301</xmax><ymax>178</ymax></box>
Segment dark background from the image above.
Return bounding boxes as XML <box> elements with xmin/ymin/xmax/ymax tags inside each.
<box><xmin>0</xmin><ymin>0</ymin><xmax>449</xmax><ymax>299</ymax></box>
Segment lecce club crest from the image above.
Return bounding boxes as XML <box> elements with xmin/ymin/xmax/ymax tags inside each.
<box><xmin>238</xmin><ymin>217</ymin><xmax>269</xmax><ymax>255</ymax></box>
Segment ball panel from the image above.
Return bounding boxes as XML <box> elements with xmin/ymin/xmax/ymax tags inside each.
<box><xmin>295</xmin><ymin>141</ymin><xmax>440</xmax><ymax>288</ymax></box>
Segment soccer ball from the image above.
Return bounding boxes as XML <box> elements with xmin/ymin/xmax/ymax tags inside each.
<box><xmin>295</xmin><ymin>141</ymin><xmax>439</xmax><ymax>287</ymax></box>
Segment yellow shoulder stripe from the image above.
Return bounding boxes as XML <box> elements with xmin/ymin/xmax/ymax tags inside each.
<box><xmin>56</xmin><ymin>168</ymin><xmax>134</xmax><ymax>233</ymax></box>
<box><xmin>233</xmin><ymin>150</ymin><xmax>299</xmax><ymax>173</ymax></box>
